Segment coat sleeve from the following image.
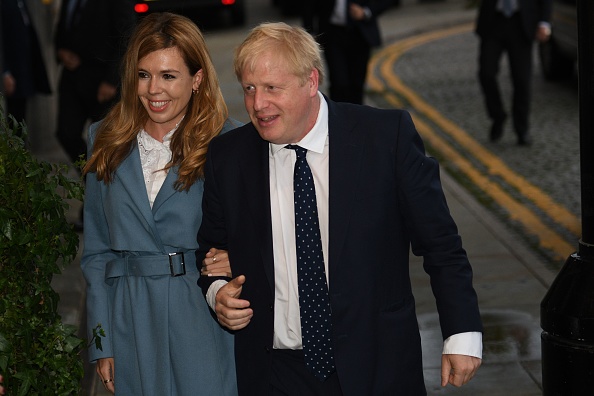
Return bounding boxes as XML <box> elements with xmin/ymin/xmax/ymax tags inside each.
<box><xmin>196</xmin><ymin>123</ymin><xmax>238</xmax><ymax>296</ymax></box>
<box><xmin>81</xmin><ymin>122</ymin><xmax>119</xmax><ymax>362</ymax></box>
<box><xmin>395</xmin><ymin>111</ymin><xmax>482</xmax><ymax>339</ymax></box>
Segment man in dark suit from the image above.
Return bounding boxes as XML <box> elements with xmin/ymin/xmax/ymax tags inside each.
<box><xmin>198</xmin><ymin>22</ymin><xmax>482</xmax><ymax>395</ymax></box>
<box><xmin>54</xmin><ymin>0</ymin><xmax>135</xmax><ymax>164</ymax></box>
<box><xmin>1</xmin><ymin>0</ymin><xmax>51</xmax><ymax>131</ymax></box>
<box><xmin>476</xmin><ymin>0</ymin><xmax>553</xmax><ymax>146</ymax></box>
<box><xmin>302</xmin><ymin>0</ymin><xmax>393</xmax><ymax>104</ymax></box>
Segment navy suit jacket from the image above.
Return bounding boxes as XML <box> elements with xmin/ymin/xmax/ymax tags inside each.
<box><xmin>54</xmin><ymin>0</ymin><xmax>135</xmax><ymax>88</ymax></box>
<box><xmin>198</xmin><ymin>98</ymin><xmax>482</xmax><ymax>395</ymax></box>
<box><xmin>1</xmin><ymin>0</ymin><xmax>51</xmax><ymax>97</ymax></box>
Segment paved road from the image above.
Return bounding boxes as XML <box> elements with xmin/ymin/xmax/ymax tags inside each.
<box><xmin>369</xmin><ymin>16</ymin><xmax>580</xmax><ymax>269</ymax></box>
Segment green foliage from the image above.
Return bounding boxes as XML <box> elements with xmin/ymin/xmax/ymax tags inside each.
<box><xmin>90</xmin><ymin>323</ymin><xmax>106</xmax><ymax>352</ymax></box>
<box><xmin>0</xmin><ymin>111</ymin><xmax>85</xmax><ymax>395</ymax></box>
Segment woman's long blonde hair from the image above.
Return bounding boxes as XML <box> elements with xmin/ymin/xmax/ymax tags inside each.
<box><xmin>83</xmin><ymin>12</ymin><xmax>228</xmax><ymax>191</ymax></box>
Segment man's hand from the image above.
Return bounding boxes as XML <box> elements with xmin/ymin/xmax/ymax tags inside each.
<box><xmin>97</xmin><ymin>82</ymin><xmax>117</xmax><ymax>103</ymax></box>
<box><xmin>536</xmin><ymin>25</ymin><xmax>552</xmax><ymax>43</ymax></box>
<box><xmin>441</xmin><ymin>354</ymin><xmax>481</xmax><ymax>387</ymax></box>
<box><xmin>57</xmin><ymin>48</ymin><xmax>81</xmax><ymax>71</ymax></box>
<box><xmin>349</xmin><ymin>3</ymin><xmax>367</xmax><ymax>21</ymax></box>
<box><xmin>215</xmin><ymin>275</ymin><xmax>253</xmax><ymax>331</ymax></box>
<box><xmin>2</xmin><ymin>73</ymin><xmax>15</xmax><ymax>96</ymax></box>
<box><xmin>97</xmin><ymin>357</ymin><xmax>115</xmax><ymax>394</ymax></box>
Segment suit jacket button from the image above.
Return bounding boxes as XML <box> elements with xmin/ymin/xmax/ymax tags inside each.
<box><xmin>269</xmin><ymin>304</ymin><xmax>273</xmax><ymax>312</ymax></box>
<box><xmin>265</xmin><ymin>346</ymin><xmax>271</xmax><ymax>353</ymax></box>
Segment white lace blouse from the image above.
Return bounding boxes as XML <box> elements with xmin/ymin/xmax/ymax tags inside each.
<box><xmin>137</xmin><ymin>128</ymin><xmax>176</xmax><ymax>208</ymax></box>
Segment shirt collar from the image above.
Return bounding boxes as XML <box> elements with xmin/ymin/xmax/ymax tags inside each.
<box><xmin>270</xmin><ymin>91</ymin><xmax>328</xmax><ymax>156</ymax></box>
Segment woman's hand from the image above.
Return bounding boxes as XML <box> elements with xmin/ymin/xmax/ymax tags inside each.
<box><xmin>202</xmin><ymin>248</ymin><xmax>232</xmax><ymax>277</ymax></box>
<box><xmin>97</xmin><ymin>357</ymin><xmax>115</xmax><ymax>394</ymax></box>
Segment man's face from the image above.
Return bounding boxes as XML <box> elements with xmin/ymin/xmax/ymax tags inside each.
<box><xmin>239</xmin><ymin>50</ymin><xmax>320</xmax><ymax>144</ymax></box>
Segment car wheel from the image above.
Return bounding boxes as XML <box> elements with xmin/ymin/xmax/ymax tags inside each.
<box><xmin>539</xmin><ymin>37</ymin><xmax>574</xmax><ymax>81</ymax></box>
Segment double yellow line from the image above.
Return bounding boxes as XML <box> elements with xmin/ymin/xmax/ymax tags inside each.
<box><xmin>368</xmin><ymin>23</ymin><xmax>580</xmax><ymax>261</ymax></box>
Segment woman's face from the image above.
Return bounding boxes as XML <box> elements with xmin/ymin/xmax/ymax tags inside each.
<box><xmin>137</xmin><ymin>46</ymin><xmax>202</xmax><ymax>139</ymax></box>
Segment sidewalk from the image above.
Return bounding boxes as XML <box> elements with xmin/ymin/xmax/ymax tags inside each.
<box><xmin>50</xmin><ymin>0</ymin><xmax>561</xmax><ymax>394</ymax></box>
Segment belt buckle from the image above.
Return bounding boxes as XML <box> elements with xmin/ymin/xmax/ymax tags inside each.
<box><xmin>168</xmin><ymin>252</ymin><xmax>186</xmax><ymax>277</ymax></box>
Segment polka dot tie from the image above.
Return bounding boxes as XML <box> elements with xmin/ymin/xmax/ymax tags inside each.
<box><xmin>287</xmin><ymin>145</ymin><xmax>335</xmax><ymax>381</ymax></box>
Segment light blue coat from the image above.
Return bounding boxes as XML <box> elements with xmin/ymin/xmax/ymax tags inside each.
<box><xmin>81</xmin><ymin>120</ymin><xmax>238</xmax><ymax>395</ymax></box>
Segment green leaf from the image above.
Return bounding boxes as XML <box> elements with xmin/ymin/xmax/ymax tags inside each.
<box><xmin>0</xmin><ymin>104</ymin><xmax>85</xmax><ymax>395</ymax></box>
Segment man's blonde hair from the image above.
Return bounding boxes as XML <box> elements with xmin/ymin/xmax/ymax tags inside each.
<box><xmin>234</xmin><ymin>22</ymin><xmax>325</xmax><ymax>86</ymax></box>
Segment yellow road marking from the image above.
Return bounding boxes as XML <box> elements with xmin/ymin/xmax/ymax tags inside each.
<box><xmin>368</xmin><ymin>23</ymin><xmax>579</xmax><ymax>260</ymax></box>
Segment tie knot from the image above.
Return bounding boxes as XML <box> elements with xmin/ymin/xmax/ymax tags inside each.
<box><xmin>287</xmin><ymin>144</ymin><xmax>307</xmax><ymax>159</ymax></box>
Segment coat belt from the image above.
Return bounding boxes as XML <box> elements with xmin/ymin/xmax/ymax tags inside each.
<box><xmin>105</xmin><ymin>252</ymin><xmax>197</xmax><ymax>280</ymax></box>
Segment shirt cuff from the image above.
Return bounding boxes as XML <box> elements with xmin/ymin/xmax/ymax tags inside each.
<box><xmin>442</xmin><ymin>332</ymin><xmax>483</xmax><ymax>359</ymax></box>
<box><xmin>206</xmin><ymin>279</ymin><xmax>228</xmax><ymax>310</ymax></box>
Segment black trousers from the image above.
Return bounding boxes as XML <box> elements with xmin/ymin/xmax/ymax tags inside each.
<box><xmin>270</xmin><ymin>349</ymin><xmax>343</xmax><ymax>396</ymax></box>
<box><xmin>478</xmin><ymin>12</ymin><xmax>533</xmax><ymax>136</ymax></box>
<box><xmin>324</xmin><ymin>24</ymin><xmax>371</xmax><ymax>105</ymax></box>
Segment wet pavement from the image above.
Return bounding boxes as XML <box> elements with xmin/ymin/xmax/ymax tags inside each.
<box><xmin>45</xmin><ymin>0</ymin><xmax>578</xmax><ymax>394</ymax></box>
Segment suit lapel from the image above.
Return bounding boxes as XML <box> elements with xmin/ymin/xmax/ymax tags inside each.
<box><xmin>327</xmin><ymin>101</ymin><xmax>365</xmax><ymax>278</ymax></box>
<box><xmin>152</xmin><ymin>166</ymin><xmax>178</xmax><ymax>213</ymax></box>
<box><xmin>115</xmin><ymin>145</ymin><xmax>163</xmax><ymax>249</ymax></box>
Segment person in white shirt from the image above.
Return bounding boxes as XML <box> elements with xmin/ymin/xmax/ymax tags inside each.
<box><xmin>198</xmin><ymin>22</ymin><xmax>482</xmax><ymax>395</ymax></box>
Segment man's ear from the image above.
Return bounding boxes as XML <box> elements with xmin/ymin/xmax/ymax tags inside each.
<box><xmin>308</xmin><ymin>68</ymin><xmax>319</xmax><ymax>94</ymax></box>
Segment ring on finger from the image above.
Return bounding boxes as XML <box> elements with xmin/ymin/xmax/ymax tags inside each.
<box><xmin>212</xmin><ymin>256</ymin><xmax>217</xmax><ymax>262</ymax></box>
<box><xmin>104</xmin><ymin>379</ymin><xmax>113</xmax><ymax>384</ymax></box>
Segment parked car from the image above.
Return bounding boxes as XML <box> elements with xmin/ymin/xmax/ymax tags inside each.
<box><xmin>133</xmin><ymin>0</ymin><xmax>246</xmax><ymax>27</ymax></box>
<box><xmin>539</xmin><ymin>0</ymin><xmax>577</xmax><ymax>80</ymax></box>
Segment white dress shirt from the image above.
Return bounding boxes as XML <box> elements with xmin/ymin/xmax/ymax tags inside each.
<box><xmin>137</xmin><ymin>128</ymin><xmax>175</xmax><ymax>208</ymax></box>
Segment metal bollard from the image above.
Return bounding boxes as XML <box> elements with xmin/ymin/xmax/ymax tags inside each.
<box><xmin>540</xmin><ymin>0</ymin><xmax>594</xmax><ymax>394</ymax></box>
<box><xmin>541</xmin><ymin>245</ymin><xmax>594</xmax><ymax>395</ymax></box>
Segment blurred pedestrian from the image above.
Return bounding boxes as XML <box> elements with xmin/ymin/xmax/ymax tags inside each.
<box><xmin>1</xmin><ymin>0</ymin><xmax>51</xmax><ymax>134</ymax></box>
<box><xmin>81</xmin><ymin>12</ymin><xmax>238</xmax><ymax>395</ymax></box>
<box><xmin>476</xmin><ymin>0</ymin><xmax>553</xmax><ymax>146</ymax></box>
<box><xmin>54</xmin><ymin>0</ymin><xmax>136</xmax><ymax>229</ymax></box>
<box><xmin>54</xmin><ymin>0</ymin><xmax>136</xmax><ymax>164</ymax></box>
<box><xmin>303</xmin><ymin>0</ymin><xmax>393</xmax><ymax>104</ymax></box>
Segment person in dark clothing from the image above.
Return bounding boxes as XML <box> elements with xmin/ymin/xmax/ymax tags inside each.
<box><xmin>54</xmin><ymin>0</ymin><xmax>136</xmax><ymax>164</ymax></box>
<box><xmin>1</xmin><ymin>0</ymin><xmax>51</xmax><ymax>133</ymax></box>
<box><xmin>476</xmin><ymin>0</ymin><xmax>553</xmax><ymax>146</ymax></box>
<box><xmin>302</xmin><ymin>0</ymin><xmax>393</xmax><ymax>105</ymax></box>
